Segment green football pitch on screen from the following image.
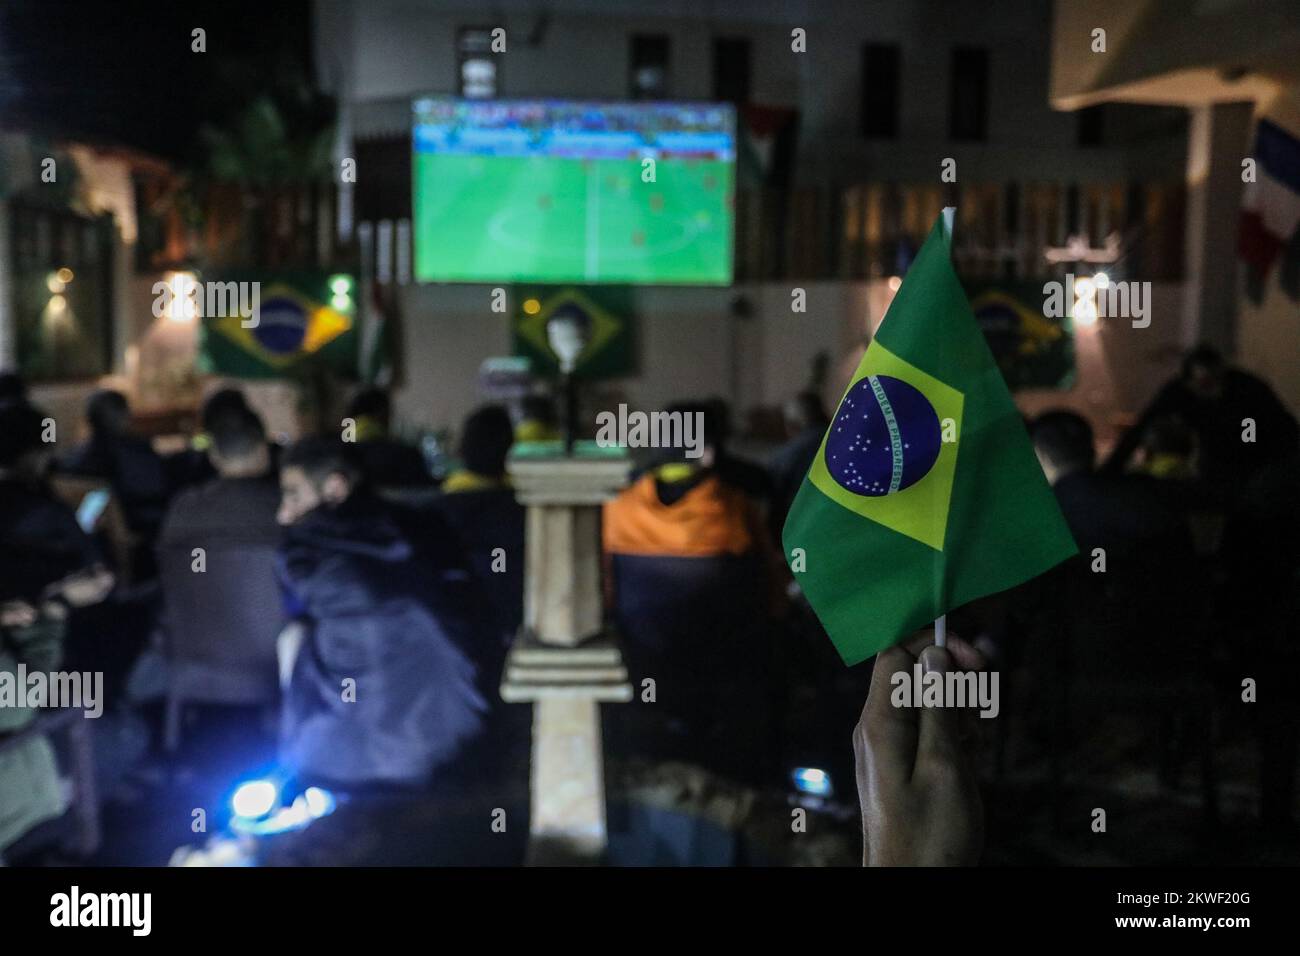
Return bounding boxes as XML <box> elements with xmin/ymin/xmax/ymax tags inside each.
<box><xmin>412</xmin><ymin>99</ymin><xmax>735</xmax><ymax>285</ymax></box>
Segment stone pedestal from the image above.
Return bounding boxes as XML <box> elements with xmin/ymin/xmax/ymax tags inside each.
<box><xmin>501</xmin><ymin>450</ymin><xmax>631</xmax><ymax>865</ymax></box>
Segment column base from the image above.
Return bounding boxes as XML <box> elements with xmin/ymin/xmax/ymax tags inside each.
<box><xmin>501</xmin><ymin>632</ymin><xmax>631</xmax><ymax>866</ymax></box>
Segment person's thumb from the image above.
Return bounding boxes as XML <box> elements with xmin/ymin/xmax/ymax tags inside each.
<box><xmin>914</xmin><ymin>644</ymin><xmax>965</xmax><ymax>780</ymax></box>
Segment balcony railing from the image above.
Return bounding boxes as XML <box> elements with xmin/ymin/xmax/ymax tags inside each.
<box><xmin>136</xmin><ymin>167</ymin><xmax>1187</xmax><ymax>286</ymax></box>
<box><xmin>737</xmin><ymin>179</ymin><xmax>1186</xmax><ymax>282</ymax></box>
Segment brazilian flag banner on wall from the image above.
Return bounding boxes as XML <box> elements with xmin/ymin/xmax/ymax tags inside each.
<box><xmin>198</xmin><ymin>271</ymin><xmax>359</xmax><ymax>380</ymax></box>
<box><xmin>783</xmin><ymin>213</ymin><xmax>1076</xmax><ymax>665</ymax></box>
<box><xmin>512</xmin><ymin>286</ymin><xmax>636</xmax><ymax>380</ymax></box>
<box><xmin>965</xmin><ymin>281</ymin><xmax>1075</xmax><ymax>390</ymax></box>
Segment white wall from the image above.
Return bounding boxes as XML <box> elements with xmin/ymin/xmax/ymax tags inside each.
<box><xmin>389</xmin><ymin>278</ymin><xmax>1193</xmax><ymax>454</ymax></box>
<box><xmin>317</xmin><ymin>0</ymin><xmax>1187</xmax><ymax>183</ymax></box>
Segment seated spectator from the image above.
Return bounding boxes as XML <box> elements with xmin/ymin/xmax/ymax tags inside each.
<box><xmin>605</xmin><ymin>402</ymin><xmax>769</xmax><ymax>561</ymax></box>
<box><xmin>432</xmin><ymin>405</ymin><xmax>525</xmax><ymax>647</ymax></box>
<box><xmin>1225</xmin><ymin>447</ymin><xmax>1300</xmax><ymax>829</ymax></box>
<box><xmin>344</xmin><ymin>387</ymin><xmax>431</xmax><ymax>490</ymax></box>
<box><xmin>274</xmin><ymin>438</ymin><xmax>489</xmax><ymax>789</ymax></box>
<box><xmin>768</xmin><ymin>391</ymin><xmax>830</xmax><ymax>540</ymax></box>
<box><xmin>1031</xmin><ymin>410</ymin><xmax>1193</xmax><ymax>561</ymax></box>
<box><xmin>1129</xmin><ymin>416</ymin><xmax>1218</xmax><ymax>543</ymax></box>
<box><xmin>514</xmin><ymin>394</ymin><xmax>561</xmax><ymax>443</ymax></box>
<box><xmin>0</xmin><ymin>402</ymin><xmax>113</xmax><ymax>859</ymax></box>
<box><xmin>147</xmin><ymin>407</ymin><xmax>286</xmax><ymax>748</ymax></box>
<box><xmin>704</xmin><ymin>396</ymin><xmax>772</xmax><ymax>500</ymax></box>
<box><xmin>60</xmin><ymin>389</ymin><xmax>170</xmax><ymax>547</ymax></box>
<box><xmin>0</xmin><ymin>402</ymin><xmax>114</xmax><ymax>607</ymax></box>
<box><xmin>1105</xmin><ymin>344</ymin><xmax>1299</xmax><ymax>501</ymax></box>
<box><xmin>603</xmin><ymin>403</ymin><xmax>777</xmax><ymax>780</ymax></box>
<box><xmin>1133</xmin><ymin>416</ymin><xmax>1198</xmax><ymax>482</ymax></box>
<box><xmin>167</xmin><ymin>386</ymin><xmax>276</xmax><ymax>490</ymax></box>
<box><xmin>158</xmin><ymin>407</ymin><xmax>281</xmax><ymax>549</ymax></box>
<box><xmin>202</xmin><ymin>387</ymin><xmax>253</xmax><ymax>434</ymax></box>
<box><xmin>0</xmin><ymin>598</ymin><xmax>68</xmax><ymax>861</ymax></box>
<box><xmin>1025</xmin><ymin>410</ymin><xmax>1199</xmax><ymax>777</ymax></box>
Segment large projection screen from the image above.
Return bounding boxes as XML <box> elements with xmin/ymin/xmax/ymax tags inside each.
<box><xmin>412</xmin><ymin>98</ymin><xmax>735</xmax><ymax>285</ymax></box>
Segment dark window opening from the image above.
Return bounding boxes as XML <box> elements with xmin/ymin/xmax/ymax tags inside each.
<box><xmin>712</xmin><ymin>37</ymin><xmax>752</xmax><ymax>105</ymax></box>
<box><xmin>949</xmin><ymin>47</ymin><xmax>988</xmax><ymax>142</ymax></box>
<box><xmin>630</xmin><ymin>34</ymin><xmax>670</xmax><ymax>100</ymax></box>
<box><xmin>1077</xmin><ymin>105</ymin><xmax>1104</xmax><ymax>147</ymax></box>
<box><xmin>458</xmin><ymin>27</ymin><xmax>499</xmax><ymax>98</ymax></box>
<box><xmin>861</xmin><ymin>43</ymin><xmax>901</xmax><ymax>139</ymax></box>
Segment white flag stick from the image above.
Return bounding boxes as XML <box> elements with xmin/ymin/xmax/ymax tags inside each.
<box><xmin>934</xmin><ymin>206</ymin><xmax>956</xmax><ymax>650</ymax></box>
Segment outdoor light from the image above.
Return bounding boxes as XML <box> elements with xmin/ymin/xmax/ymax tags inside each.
<box><xmin>329</xmin><ymin>275</ymin><xmax>353</xmax><ymax>312</ymax></box>
<box><xmin>56</xmin><ymin>267</ymin><xmax>74</xmax><ymax>284</ymax></box>
<box><xmin>47</xmin><ymin>294</ymin><xmax>67</xmax><ymax>316</ymax></box>
<box><xmin>47</xmin><ymin>273</ymin><xmax>65</xmax><ymax>294</ymax></box>
<box><xmin>523</xmin><ymin>297</ymin><xmax>541</xmax><ymax>315</ymax></box>
<box><xmin>1072</xmin><ymin>276</ymin><xmax>1099</xmax><ymax>327</ymax></box>
<box><xmin>231</xmin><ymin>779</ymin><xmax>279</xmax><ymax>819</ymax></box>
<box><xmin>165</xmin><ymin>271</ymin><xmax>198</xmax><ymax>323</ymax></box>
<box><xmin>792</xmin><ymin>767</ymin><xmax>833</xmax><ymax>798</ymax></box>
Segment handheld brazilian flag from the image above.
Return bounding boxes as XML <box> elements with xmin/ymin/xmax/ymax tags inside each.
<box><xmin>783</xmin><ymin>212</ymin><xmax>1076</xmax><ymax>665</ymax></box>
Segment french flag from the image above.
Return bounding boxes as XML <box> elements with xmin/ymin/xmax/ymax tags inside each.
<box><xmin>1239</xmin><ymin>118</ymin><xmax>1300</xmax><ymax>275</ymax></box>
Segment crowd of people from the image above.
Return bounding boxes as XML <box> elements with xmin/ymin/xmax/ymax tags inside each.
<box><xmin>0</xmin><ymin>340</ymin><xmax>1296</xmax><ymax>865</ymax></box>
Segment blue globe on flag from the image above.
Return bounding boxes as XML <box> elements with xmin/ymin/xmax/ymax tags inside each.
<box><xmin>253</xmin><ymin>295</ymin><xmax>310</xmax><ymax>356</ymax></box>
<box><xmin>824</xmin><ymin>374</ymin><xmax>942</xmax><ymax>497</ymax></box>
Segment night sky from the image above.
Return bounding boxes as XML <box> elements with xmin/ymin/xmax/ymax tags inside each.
<box><xmin>0</xmin><ymin>0</ymin><xmax>312</xmax><ymax>162</ymax></box>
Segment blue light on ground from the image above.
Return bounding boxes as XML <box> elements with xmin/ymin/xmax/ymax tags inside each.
<box><xmin>229</xmin><ymin>776</ymin><xmax>338</xmax><ymax>837</ymax></box>
<box><xmin>792</xmin><ymin>767</ymin><xmax>833</xmax><ymax>798</ymax></box>
<box><xmin>231</xmin><ymin>779</ymin><xmax>279</xmax><ymax>819</ymax></box>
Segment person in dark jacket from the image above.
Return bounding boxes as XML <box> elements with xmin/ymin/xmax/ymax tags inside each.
<box><xmin>159</xmin><ymin>406</ymin><xmax>281</xmax><ymax>550</ymax></box>
<box><xmin>1104</xmin><ymin>344</ymin><xmax>1299</xmax><ymax>502</ymax></box>
<box><xmin>345</xmin><ymin>388</ymin><xmax>432</xmax><ymax>490</ymax></box>
<box><xmin>60</xmin><ymin>389</ymin><xmax>171</xmax><ymax>554</ymax></box>
<box><xmin>1025</xmin><ymin>410</ymin><xmax>1200</xmax><ymax>780</ymax></box>
<box><xmin>0</xmin><ymin>404</ymin><xmax>110</xmax><ymax>602</ymax></box>
<box><xmin>703</xmin><ymin>396</ymin><xmax>772</xmax><ymax>500</ymax></box>
<box><xmin>767</xmin><ymin>391</ymin><xmax>830</xmax><ymax>540</ymax></box>
<box><xmin>274</xmin><ymin>438</ymin><xmax>489</xmax><ymax>789</ymax></box>
<box><xmin>0</xmin><ymin>402</ymin><xmax>114</xmax><ymax>857</ymax></box>
<box><xmin>432</xmin><ymin>405</ymin><xmax>525</xmax><ymax>647</ymax></box>
<box><xmin>167</xmin><ymin>386</ymin><xmax>282</xmax><ymax>490</ymax></box>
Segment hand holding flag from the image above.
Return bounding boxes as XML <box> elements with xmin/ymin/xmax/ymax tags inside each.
<box><xmin>855</xmin><ymin>630</ymin><xmax>985</xmax><ymax>866</ymax></box>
